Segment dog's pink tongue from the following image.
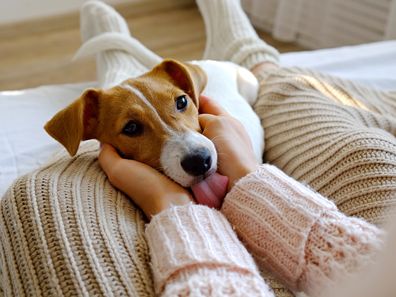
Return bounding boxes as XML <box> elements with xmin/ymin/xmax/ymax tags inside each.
<box><xmin>191</xmin><ymin>173</ymin><xmax>229</xmax><ymax>209</ymax></box>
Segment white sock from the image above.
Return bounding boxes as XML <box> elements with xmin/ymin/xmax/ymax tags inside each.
<box><xmin>196</xmin><ymin>0</ymin><xmax>279</xmax><ymax>69</ymax></box>
<box><xmin>79</xmin><ymin>1</ymin><xmax>161</xmax><ymax>88</ymax></box>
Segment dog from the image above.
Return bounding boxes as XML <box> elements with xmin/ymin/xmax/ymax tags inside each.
<box><xmin>45</xmin><ymin>59</ymin><xmax>263</xmax><ymax>188</ymax></box>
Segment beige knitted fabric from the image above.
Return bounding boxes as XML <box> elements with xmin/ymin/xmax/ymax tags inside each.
<box><xmin>221</xmin><ymin>165</ymin><xmax>384</xmax><ymax>296</ymax></box>
<box><xmin>146</xmin><ymin>205</ymin><xmax>274</xmax><ymax>296</ymax></box>
<box><xmin>254</xmin><ymin>67</ymin><xmax>396</xmax><ymax>226</ymax></box>
<box><xmin>143</xmin><ymin>165</ymin><xmax>383</xmax><ymax>296</ymax></box>
<box><xmin>0</xmin><ymin>142</ymin><xmax>154</xmax><ymax>296</ymax></box>
<box><xmin>194</xmin><ymin>0</ymin><xmax>396</xmax><ymax>228</ymax></box>
<box><xmin>0</xmin><ymin>150</ymin><xmax>385</xmax><ymax>296</ymax></box>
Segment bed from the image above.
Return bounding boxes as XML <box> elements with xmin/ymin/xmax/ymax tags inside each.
<box><xmin>1</xmin><ymin>40</ymin><xmax>396</xmax><ymax>198</ymax></box>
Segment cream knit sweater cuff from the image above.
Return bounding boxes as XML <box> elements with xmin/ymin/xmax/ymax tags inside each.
<box><xmin>222</xmin><ymin>164</ymin><xmax>338</xmax><ymax>290</ymax></box>
<box><xmin>145</xmin><ymin>204</ymin><xmax>262</xmax><ymax>295</ymax></box>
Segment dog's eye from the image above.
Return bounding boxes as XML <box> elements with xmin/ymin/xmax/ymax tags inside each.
<box><xmin>122</xmin><ymin>121</ymin><xmax>143</xmax><ymax>136</ymax></box>
<box><xmin>175</xmin><ymin>95</ymin><xmax>188</xmax><ymax>111</ymax></box>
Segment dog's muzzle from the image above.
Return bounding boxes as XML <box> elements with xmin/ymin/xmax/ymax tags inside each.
<box><xmin>160</xmin><ymin>132</ymin><xmax>217</xmax><ymax>187</ymax></box>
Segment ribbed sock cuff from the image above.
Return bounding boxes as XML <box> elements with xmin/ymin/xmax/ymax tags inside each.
<box><xmin>79</xmin><ymin>1</ymin><xmax>155</xmax><ymax>88</ymax></box>
<box><xmin>225</xmin><ymin>38</ymin><xmax>280</xmax><ymax>69</ymax></box>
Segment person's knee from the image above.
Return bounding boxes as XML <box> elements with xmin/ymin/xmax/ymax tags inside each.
<box><xmin>320</xmin><ymin>128</ymin><xmax>396</xmax><ymax>224</ymax></box>
<box><xmin>342</xmin><ymin>128</ymin><xmax>396</xmax><ymax>158</ymax></box>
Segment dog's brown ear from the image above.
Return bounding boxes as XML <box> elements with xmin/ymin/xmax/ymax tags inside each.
<box><xmin>156</xmin><ymin>59</ymin><xmax>207</xmax><ymax>106</ymax></box>
<box><xmin>44</xmin><ymin>89</ymin><xmax>100</xmax><ymax>156</ymax></box>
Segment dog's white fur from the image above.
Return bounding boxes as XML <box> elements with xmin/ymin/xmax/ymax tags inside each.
<box><xmin>161</xmin><ymin>131</ymin><xmax>218</xmax><ymax>187</ymax></box>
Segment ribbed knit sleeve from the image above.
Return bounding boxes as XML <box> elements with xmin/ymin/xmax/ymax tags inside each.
<box><xmin>145</xmin><ymin>204</ymin><xmax>274</xmax><ymax>297</ymax></box>
<box><xmin>221</xmin><ymin>164</ymin><xmax>384</xmax><ymax>296</ymax></box>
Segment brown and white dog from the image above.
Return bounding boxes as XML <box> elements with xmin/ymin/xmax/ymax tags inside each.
<box><xmin>45</xmin><ymin>59</ymin><xmax>263</xmax><ymax>188</ymax></box>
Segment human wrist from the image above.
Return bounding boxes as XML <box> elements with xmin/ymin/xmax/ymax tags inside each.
<box><xmin>146</xmin><ymin>192</ymin><xmax>192</xmax><ymax>220</ymax></box>
<box><xmin>229</xmin><ymin>162</ymin><xmax>259</xmax><ymax>189</ymax></box>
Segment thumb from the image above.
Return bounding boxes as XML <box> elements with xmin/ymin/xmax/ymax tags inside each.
<box><xmin>99</xmin><ymin>143</ymin><xmax>122</xmax><ymax>174</ymax></box>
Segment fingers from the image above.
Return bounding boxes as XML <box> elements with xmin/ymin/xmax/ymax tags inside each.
<box><xmin>198</xmin><ymin>96</ymin><xmax>229</xmax><ymax>128</ymax></box>
<box><xmin>99</xmin><ymin>143</ymin><xmax>150</xmax><ymax>178</ymax></box>
<box><xmin>98</xmin><ymin>143</ymin><xmax>121</xmax><ymax>174</ymax></box>
<box><xmin>198</xmin><ymin>113</ymin><xmax>217</xmax><ymax>128</ymax></box>
<box><xmin>199</xmin><ymin>95</ymin><xmax>227</xmax><ymax>116</ymax></box>
<box><xmin>98</xmin><ymin>143</ymin><xmax>192</xmax><ymax>219</ymax></box>
<box><xmin>99</xmin><ymin>143</ymin><xmax>153</xmax><ymax>192</ymax></box>
<box><xmin>99</xmin><ymin>143</ymin><xmax>143</xmax><ymax>179</ymax></box>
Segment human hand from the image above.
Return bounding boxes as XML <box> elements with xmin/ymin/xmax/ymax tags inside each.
<box><xmin>99</xmin><ymin>144</ymin><xmax>193</xmax><ymax>220</ymax></box>
<box><xmin>199</xmin><ymin>96</ymin><xmax>260</xmax><ymax>190</ymax></box>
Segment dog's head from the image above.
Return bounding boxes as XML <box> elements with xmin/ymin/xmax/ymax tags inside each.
<box><xmin>45</xmin><ymin>59</ymin><xmax>217</xmax><ymax>187</ymax></box>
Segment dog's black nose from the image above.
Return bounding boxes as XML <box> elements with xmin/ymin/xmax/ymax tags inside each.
<box><xmin>181</xmin><ymin>149</ymin><xmax>212</xmax><ymax>176</ymax></box>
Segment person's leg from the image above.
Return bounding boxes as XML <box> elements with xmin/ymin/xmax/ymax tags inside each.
<box><xmin>254</xmin><ymin>66</ymin><xmax>396</xmax><ymax>225</ymax></box>
<box><xmin>195</xmin><ymin>0</ymin><xmax>396</xmax><ymax>122</ymax></box>
<box><xmin>0</xmin><ymin>142</ymin><xmax>154</xmax><ymax>296</ymax></box>
<box><xmin>252</xmin><ymin>65</ymin><xmax>396</xmax><ymax>121</ymax></box>
<box><xmin>196</xmin><ymin>0</ymin><xmax>396</xmax><ymax>225</ymax></box>
<box><xmin>79</xmin><ymin>1</ymin><xmax>161</xmax><ymax>88</ymax></box>
<box><xmin>196</xmin><ymin>0</ymin><xmax>279</xmax><ymax>70</ymax></box>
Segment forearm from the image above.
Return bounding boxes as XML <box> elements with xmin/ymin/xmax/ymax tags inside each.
<box><xmin>221</xmin><ymin>164</ymin><xmax>384</xmax><ymax>295</ymax></box>
<box><xmin>145</xmin><ymin>204</ymin><xmax>274</xmax><ymax>297</ymax></box>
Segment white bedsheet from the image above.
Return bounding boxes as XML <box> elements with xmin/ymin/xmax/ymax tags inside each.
<box><xmin>0</xmin><ymin>41</ymin><xmax>395</xmax><ymax>197</ymax></box>
<box><xmin>280</xmin><ymin>40</ymin><xmax>396</xmax><ymax>90</ymax></box>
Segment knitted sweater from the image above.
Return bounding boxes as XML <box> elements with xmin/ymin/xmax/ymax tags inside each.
<box><xmin>0</xmin><ymin>143</ymin><xmax>154</xmax><ymax>297</ymax></box>
<box><xmin>250</xmin><ymin>64</ymin><xmax>396</xmax><ymax>297</ymax></box>
<box><xmin>0</xmin><ymin>148</ymin><xmax>386</xmax><ymax>297</ymax></box>
<box><xmin>147</xmin><ymin>165</ymin><xmax>384</xmax><ymax>297</ymax></box>
<box><xmin>1</xmin><ymin>66</ymin><xmax>394</xmax><ymax>296</ymax></box>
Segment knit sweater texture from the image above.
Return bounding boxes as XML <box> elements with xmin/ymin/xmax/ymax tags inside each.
<box><xmin>251</xmin><ymin>65</ymin><xmax>396</xmax><ymax>296</ymax></box>
<box><xmin>1</xmin><ymin>66</ymin><xmax>395</xmax><ymax>296</ymax></box>
<box><xmin>147</xmin><ymin>165</ymin><xmax>383</xmax><ymax>296</ymax></box>
<box><xmin>2</xmin><ymin>0</ymin><xmax>395</xmax><ymax>294</ymax></box>
<box><xmin>0</xmin><ymin>144</ymin><xmax>384</xmax><ymax>296</ymax></box>
<box><xmin>254</xmin><ymin>67</ymin><xmax>396</xmax><ymax>225</ymax></box>
<box><xmin>0</xmin><ymin>142</ymin><xmax>154</xmax><ymax>296</ymax></box>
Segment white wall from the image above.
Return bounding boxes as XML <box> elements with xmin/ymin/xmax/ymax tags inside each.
<box><xmin>0</xmin><ymin>0</ymin><xmax>131</xmax><ymax>25</ymax></box>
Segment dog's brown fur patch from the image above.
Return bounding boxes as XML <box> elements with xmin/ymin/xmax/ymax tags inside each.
<box><xmin>45</xmin><ymin>59</ymin><xmax>207</xmax><ymax>170</ymax></box>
